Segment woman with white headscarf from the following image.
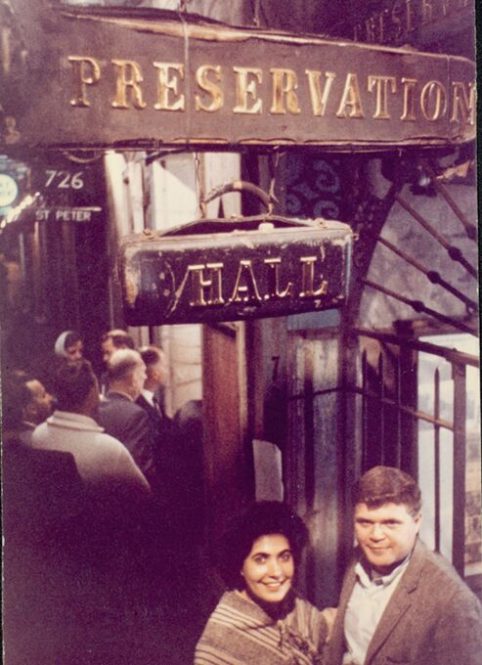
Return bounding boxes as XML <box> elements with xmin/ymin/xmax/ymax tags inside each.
<box><xmin>54</xmin><ymin>331</ymin><xmax>84</xmax><ymax>361</ymax></box>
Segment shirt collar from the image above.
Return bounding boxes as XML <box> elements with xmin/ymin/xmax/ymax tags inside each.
<box><xmin>355</xmin><ymin>555</ymin><xmax>410</xmax><ymax>589</ymax></box>
<box><xmin>142</xmin><ymin>388</ymin><xmax>155</xmax><ymax>405</ymax></box>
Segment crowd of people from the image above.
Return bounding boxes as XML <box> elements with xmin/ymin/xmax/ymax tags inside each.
<box><xmin>2</xmin><ymin>328</ymin><xmax>205</xmax><ymax>663</ymax></box>
<box><xmin>2</xmin><ymin>331</ymin><xmax>482</xmax><ymax>664</ymax></box>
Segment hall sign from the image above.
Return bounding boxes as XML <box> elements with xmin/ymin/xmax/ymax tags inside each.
<box><xmin>119</xmin><ymin>218</ymin><xmax>352</xmax><ymax>325</ymax></box>
<box><xmin>2</xmin><ymin>7</ymin><xmax>475</xmax><ymax>150</ymax></box>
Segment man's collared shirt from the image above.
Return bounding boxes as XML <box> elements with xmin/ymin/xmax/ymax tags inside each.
<box><xmin>141</xmin><ymin>388</ymin><xmax>155</xmax><ymax>408</ymax></box>
<box><xmin>342</xmin><ymin>557</ymin><xmax>410</xmax><ymax>665</ymax></box>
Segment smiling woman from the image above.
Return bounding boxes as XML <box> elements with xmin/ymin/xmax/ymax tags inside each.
<box><xmin>194</xmin><ymin>501</ymin><xmax>335</xmax><ymax>665</ymax></box>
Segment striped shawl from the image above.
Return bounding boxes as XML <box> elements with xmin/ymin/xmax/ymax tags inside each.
<box><xmin>194</xmin><ymin>590</ymin><xmax>329</xmax><ymax>665</ymax></box>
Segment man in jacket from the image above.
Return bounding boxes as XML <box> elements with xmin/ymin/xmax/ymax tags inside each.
<box><xmin>137</xmin><ymin>345</ymin><xmax>172</xmax><ymax>444</ymax></box>
<box><xmin>326</xmin><ymin>465</ymin><xmax>482</xmax><ymax>665</ymax></box>
<box><xmin>98</xmin><ymin>349</ymin><xmax>158</xmax><ymax>487</ymax></box>
<box><xmin>32</xmin><ymin>358</ymin><xmax>150</xmax><ymax>498</ymax></box>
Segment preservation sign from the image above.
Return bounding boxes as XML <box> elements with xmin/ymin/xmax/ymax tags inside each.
<box><xmin>1</xmin><ymin>7</ymin><xmax>475</xmax><ymax>150</ymax></box>
<box><xmin>119</xmin><ymin>218</ymin><xmax>352</xmax><ymax>325</ymax></box>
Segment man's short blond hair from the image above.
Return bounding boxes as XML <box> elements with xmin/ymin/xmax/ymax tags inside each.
<box><xmin>107</xmin><ymin>349</ymin><xmax>143</xmax><ymax>382</ymax></box>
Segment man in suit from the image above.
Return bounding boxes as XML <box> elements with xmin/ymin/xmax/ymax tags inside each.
<box><xmin>98</xmin><ymin>349</ymin><xmax>158</xmax><ymax>487</ymax></box>
<box><xmin>327</xmin><ymin>465</ymin><xmax>482</xmax><ymax>665</ymax></box>
<box><xmin>100</xmin><ymin>328</ymin><xmax>135</xmax><ymax>365</ymax></box>
<box><xmin>137</xmin><ymin>345</ymin><xmax>172</xmax><ymax>443</ymax></box>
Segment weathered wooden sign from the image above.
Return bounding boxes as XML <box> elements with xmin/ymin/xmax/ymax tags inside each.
<box><xmin>119</xmin><ymin>217</ymin><xmax>352</xmax><ymax>324</ymax></box>
<box><xmin>1</xmin><ymin>6</ymin><xmax>475</xmax><ymax>150</ymax></box>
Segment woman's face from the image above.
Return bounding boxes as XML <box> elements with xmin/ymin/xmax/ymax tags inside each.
<box><xmin>66</xmin><ymin>340</ymin><xmax>83</xmax><ymax>360</ymax></box>
<box><xmin>240</xmin><ymin>533</ymin><xmax>294</xmax><ymax>604</ymax></box>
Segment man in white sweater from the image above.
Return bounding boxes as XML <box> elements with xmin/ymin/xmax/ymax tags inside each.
<box><xmin>32</xmin><ymin>358</ymin><xmax>151</xmax><ymax>500</ymax></box>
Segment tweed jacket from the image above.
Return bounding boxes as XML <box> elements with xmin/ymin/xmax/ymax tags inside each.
<box><xmin>326</xmin><ymin>539</ymin><xmax>482</xmax><ymax>665</ymax></box>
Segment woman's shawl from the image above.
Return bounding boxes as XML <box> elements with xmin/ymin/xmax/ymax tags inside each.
<box><xmin>194</xmin><ymin>590</ymin><xmax>329</xmax><ymax>665</ymax></box>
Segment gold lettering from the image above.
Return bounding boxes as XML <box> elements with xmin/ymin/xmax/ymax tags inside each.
<box><xmin>153</xmin><ymin>62</ymin><xmax>185</xmax><ymax>111</ymax></box>
<box><xmin>450</xmin><ymin>82</ymin><xmax>475</xmax><ymax>126</ymax></box>
<box><xmin>233</xmin><ymin>67</ymin><xmax>262</xmax><ymax>114</ymax></box>
<box><xmin>336</xmin><ymin>73</ymin><xmax>364</xmax><ymax>118</ymax></box>
<box><xmin>195</xmin><ymin>65</ymin><xmax>223</xmax><ymax>112</ymax></box>
<box><xmin>420</xmin><ymin>80</ymin><xmax>447</xmax><ymax>121</ymax></box>
<box><xmin>68</xmin><ymin>56</ymin><xmax>101</xmax><ymax>107</ymax></box>
<box><xmin>299</xmin><ymin>257</ymin><xmax>328</xmax><ymax>298</ymax></box>
<box><xmin>270</xmin><ymin>68</ymin><xmax>301</xmax><ymax>115</ymax></box>
<box><xmin>368</xmin><ymin>75</ymin><xmax>397</xmax><ymax>119</ymax></box>
<box><xmin>305</xmin><ymin>70</ymin><xmax>336</xmax><ymax>116</ymax></box>
<box><xmin>229</xmin><ymin>261</ymin><xmax>262</xmax><ymax>304</ymax></box>
<box><xmin>400</xmin><ymin>78</ymin><xmax>418</xmax><ymax>121</ymax></box>
<box><xmin>183</xmin><ymin>263</ymin><xmax>225</xmax><ymax>307</ymax></box>
<box><xmin>111</xmin><ymin>60</ymin><xmax>146</xmax><ymax>109</ymax></box>
<box><xmin>264</xmin><ymin>258</ymin><xmax>293</xmax><ymax>299</ymax></box>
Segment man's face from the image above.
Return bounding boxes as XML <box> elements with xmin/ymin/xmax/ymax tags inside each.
<box><xmin>101</xmin><ymin>338</ymin><xmax>116</xmax><ymax>364</ymax></box>
<box><xmin>150</xmin><ymin>353</ymin><xmax>168</xmax><ymax>387</ymax></box>
<box><xmin>354</xmin><ymin>502</ymin><xmax>421</xmax><ymax>574</ymax></box>
<box><xmin>25</xmin><ymin>379</ymin><xmax>53</xmax><ymax>424</ymax></box>
<box><xmin>130</xmin><ymin>360</ymin><xmax>147</xmax><ymax>399</ymax></box>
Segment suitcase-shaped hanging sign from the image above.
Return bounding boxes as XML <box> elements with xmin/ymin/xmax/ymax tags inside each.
<box><xmin>119</xmin><ymin>181</ymin><xmax>352</xmax><ymax>326</ymax></box>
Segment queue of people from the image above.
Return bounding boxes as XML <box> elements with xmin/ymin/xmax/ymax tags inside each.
<box><xmin>2</xmin><ymin>328</ymin><xmax>203</xmax><ymax>663</ymax></box>
<box><xmin>2</xmin><ymin>330</ymin><xmax>482</xmax><ymax>664</ymax></box>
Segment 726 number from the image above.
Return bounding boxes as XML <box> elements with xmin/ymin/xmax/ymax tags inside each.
<box><xmin>44</xmin><ymin>170</ymin><xmax>85</xmax><ymax>190</ymax></box>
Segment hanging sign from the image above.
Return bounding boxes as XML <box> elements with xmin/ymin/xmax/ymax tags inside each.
<box><xmin>119</xmin><ymin>217</ymin><xmax>352</xmax><ymax>325</ymax></box>
<box><xmin>1</xmin><ymin>7</ymin><xmax>475</xmax><ymax>151</ymax></box>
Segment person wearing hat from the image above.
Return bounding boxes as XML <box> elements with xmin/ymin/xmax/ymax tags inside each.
<box><xmin>54</xmin><ymin>330</ymin><xmax>84</xmax><ymax>361</ymax></box>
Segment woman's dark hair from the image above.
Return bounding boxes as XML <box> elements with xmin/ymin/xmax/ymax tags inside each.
<box><xmin>217</xmin><ymin>501</ymin><xmax>309</xmax><ymax>589</ymax></box>
<box><xmin>64</xmin><ymin>331</ymin><xmax>82</xmax><ymax>349</ymax></box>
